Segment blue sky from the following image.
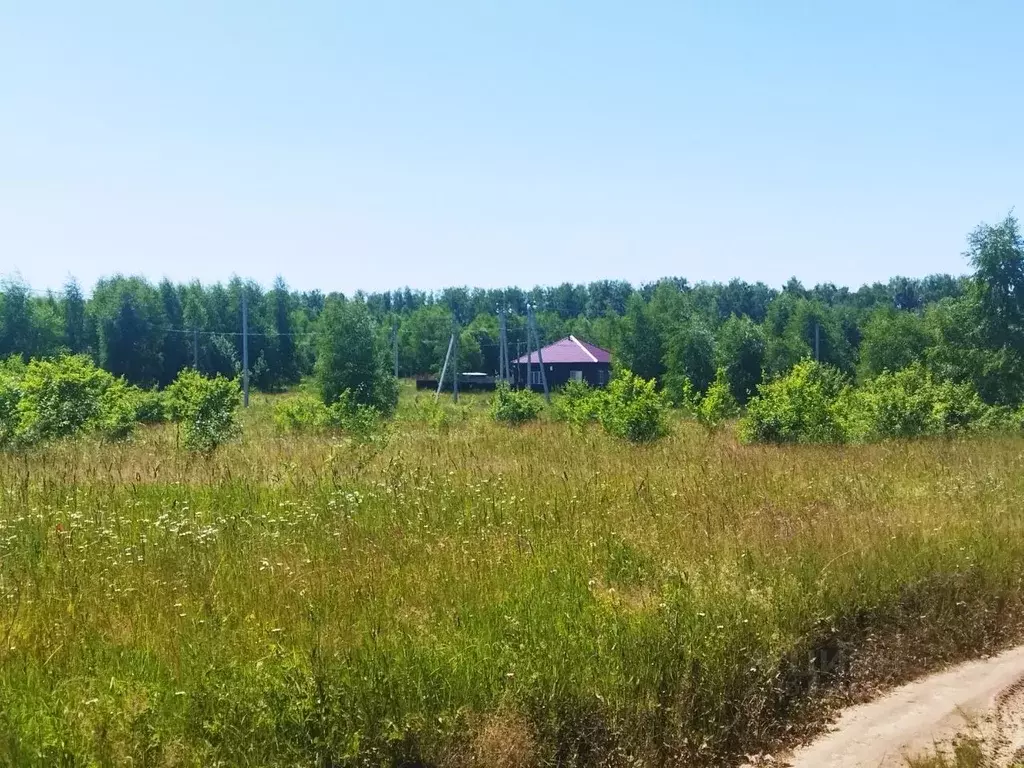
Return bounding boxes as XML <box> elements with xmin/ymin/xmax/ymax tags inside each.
<box><xmin>2</xmin><ymin>1</ymin><xmax>1021</xmax><ymax>294</ymax></box>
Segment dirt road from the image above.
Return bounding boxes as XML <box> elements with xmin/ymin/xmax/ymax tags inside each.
<box><xmin>777</xmin><ymin>644</ymin><xmax>1024</xmax><ymax>767</ymax></box>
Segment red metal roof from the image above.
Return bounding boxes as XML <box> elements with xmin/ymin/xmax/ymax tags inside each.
<box><xmin>512</xmin><ymin>336</ymin><xmax>611</xmax><ymax>365</ymax></box>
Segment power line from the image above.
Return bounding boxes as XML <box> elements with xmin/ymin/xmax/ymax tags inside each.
<box><xmin>162</xmin><ymin>327</ymin><xmax>318</xmax><ymax>338</ymax></box>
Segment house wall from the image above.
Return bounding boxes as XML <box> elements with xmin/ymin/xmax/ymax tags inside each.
<box><xmin>514</xmin><ymin>362</ymin><xmax>611</xmax><ymax>390</ymax></box>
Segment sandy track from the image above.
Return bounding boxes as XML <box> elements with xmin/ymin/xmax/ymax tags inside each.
<box><xmin>774</xmin><ymin>644</ymin><xmax>1024</xmax><ymax>767</ymax></box>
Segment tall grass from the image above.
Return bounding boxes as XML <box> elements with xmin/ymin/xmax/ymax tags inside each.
<box><xmin>2</xmin><ymin>389</ymin><xmax>1024</xmax><ymax>766</ymax></box>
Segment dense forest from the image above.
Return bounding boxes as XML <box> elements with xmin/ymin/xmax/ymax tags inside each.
<box><xmin>3</xmin><ymin>213</ymin><xmax>1023</xmax><ymax>407</ymax></box>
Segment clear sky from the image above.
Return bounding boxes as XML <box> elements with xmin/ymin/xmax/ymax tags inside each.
<box><xmin>2</xmin><ymin>1</ymin><xmax>1022</xmax><ymax>295</ymax></box>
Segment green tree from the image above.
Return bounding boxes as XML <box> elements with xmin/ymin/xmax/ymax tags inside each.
<box><xmin>271</xmin><ymin>276</ymin><xmax>300</xmax><ymax>386</ymax></box>
<box><xmin>968</xmin><ymin>212</ymin><xmax>1024</xmax><ymax>351</ymax></box>
<box><xmin>858</xmin><ymin>307</ymin><xmax>930</xmax><ymax>380</ymax></box>
<box><xmin>464</xmin><ymin>314</ymin><xmax>500</xmax><ymax>373</ymax></box>
<box><xmin>617</xmin><ymin>294</ymin><xmax>664</xmax><ymax>381</ymax></box>
<box><xmin>315</xmin><ymin>298</ymin><xmax>398</xmax><ymax>415</ymax></box>
<box><xmin>765</xmin><ymin>296</ymin><xmax>853</xmax><ymax>376</ymax></box>
<box><xmin>90</xmin><ymin>276</ymin><xmax>166</xmax><ymax>386</ymax></box>
<box><xmin>924</xmin><ymin>296</ymin><xmax>1024</xmax><ymax>406</ymax></box>
<box><xmin>714</xmin><ymin>315</ymin><xmax>765</xmax><ymax>404</ymax></box>
<box><xmin>663</xmin><ymin>318</ymin><xmax>716</xmax><ymax>399</ymax></box>
<box><xmin>398</xmin><ymin>305</ymin><xmax>454</xmax><ymax>376</ymax></box>
<box><xmin>0</xmin><ymin>279</ymin><xmax>37</xmax><ymax>360</ymax></box>
<box><xmin>159</xmin><ymin>279</ymin><xmax>189</xmax><ymax>385</ymax></box>
<box><xmin>62</xmin><ymin>278</ymin><xmax>90</xmax><ymax>355</ymax></box>
<box><xmin>457</xmin><ymin>324</ymin><xmax>483</xmax><ymax>373</ymax></box>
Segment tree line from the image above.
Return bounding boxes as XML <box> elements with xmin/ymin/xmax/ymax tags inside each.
<box><xmin>3</xmin><ymin>213</ymin><xmax>1022</xmax><ymax>408</ymax></box>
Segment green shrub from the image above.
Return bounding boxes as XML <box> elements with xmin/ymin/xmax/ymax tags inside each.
<box><xmin>491</xmin><ymin>383</ymin><xmax>544</xmax><ymax>426</ymax></box>
<box><xmin>134</xmin><ymin>388</ymin><xmax>167</xmax><ymax>424</ymax></box>
<box><xmin>598</xmin><ymin>369</ymin><xmax>669</xmax><ymax>443</ymax></box>
<box><xmin>695</xmin><ymin>367</ymin><xmax>739</xmax><ymax>431</ymax></box>
<box><xmin>552</xmin><ymin>380</ymin><xmax>601</xmax><ymax>428</ymax></box>
<box><xmin>166</xmin><ymin>370</ymin><xmax>241</xmax><ymax>454</ymax></box>
<box><xmin>274</xmin><ymin>392</ymin><xmax>384</xmax><ymax>441</ymax></box>
<box><xmin>666</xmin><ymin>375</ymin><xmax>699</xmax><ymax>414</ymax></box>
<box><xmin>845</xmin><ymin>364</ymin><xmax>991</xmax><ymax>441</ymax></box>
<box><xmin>0</xmin><ymin>356</ymin><xmax>145</xmax><ymax>447</ymax></box>
<box><xmin>0</xmin><ymin>368</ymin><xmax>21</xmax><ymax>449</ymax></box>
<box><xmin>95</xmin><ymin>380</ymin><xmax>142</xmax><ymax>441</ymax></box>
<box><xmin>15</xmin><ymin>356</ymin><xmax>113</xmax><ymax>444</ymax></box>
<box><xmin>274</xmin><ymin>395</ymin><xmax>331</xmax><ymax>432</ymax></box>
<box><xmin>931</xmin><ymin>377</ymin><xmax>995</xmax><ymax>434</ymax></box>
<box><xmin>740</xmin><ymin>359</ymin><xmax>849</xmax><ymax>444</ymax></box>
<box><xmin>327</xmin><ymin>392</ymin><xmax>385</xmax><ymax>440</ymax></box>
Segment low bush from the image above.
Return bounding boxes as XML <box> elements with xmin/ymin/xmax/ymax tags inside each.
<box><xmin>134</xmin><ymin>387</ymin><xmax>167</xmax><ymax>424</ymax></box>
<box><xmin>273</xmin><ymin>392</ymin><xmax>384</xmax><ymax>440</ymax></box>
<box><xmin>0</xmin><ymin>356</ymin><xmax>143</xmax><ymax>447</ymax></box>
<box><xmin>598</xmin><ymin>369</ymin><xmax>668</xmax><ymax>443</ymax></box>
<box><xmin>695</xmin><ymin>367</ymin><xmax>739</xmax><ymax>431</ymax></box>
<box><xmin>16</xmin><ymin>356</ymin><xmax>114</xmax><ymax>444</ymax></box>
<box><xmin>844</xmin><ymin>363</ymin><xmax>992</xmax><ymax>441</ymax></box>
<box><xmin>95</xmin><ymin>379</ymin><xmax>143</xmax><ymax>441</ymax></box>
<box><xmin>743</xmin><ymin>360</ymin><xmax>1007</xmax><ymax>445</ymax></box>
<box><xmin>0</xmin><ymin>358</ymin><xmax>25</xmax><ymax>449</ymax></box>
<box><xmin>273</xmin><ymin>395</ymin><xmax>330</xmax><ymax>432</ymax></box>
<box><xmin>491</xmin><ymin>383</ymin><xmax>544</xmax><ymax>425</ymax></box>
<box><xmin>166</xmin><ymin>370</ymin><xmax>241</xmax><ymax>454</ymax></box>
<box><xmin>740</xmin><ymin>359</ymin><xmax>849</xmax><ymax>444</ymax></box>
<box><xmin>552</xmin><ymin>380</ymin><xmax>601</xmax><ymax>428</ymax></box>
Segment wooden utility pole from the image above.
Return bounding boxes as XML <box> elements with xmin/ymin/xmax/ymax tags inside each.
<box><xmin>193</xmin><ymin>327</ymin><xmax>199</xmax><ymax>369</ymax></box>
<box><xmin>814</xmin><ymin>322</ymin><xmax>821</xmax><ymax>362</ymax></box>
<box><xmin>523</xmin><ymin>329</ymin><xmax>532</xmax><ymax>393</ymax></box>
<box><xmin>503</xmin><ymin>310</ymin><xmax>511</xmax><ymax>382</ymax></box>
<box><xmin>241</xmin><ymin>292</ymin><xmax>250</xmax><ymax>407</ymax></box>
<box><xmin>517</xmin><ymin>340</ymin><xmax>524</xmax><ymax>388</ymax></box>
<box><xmin>436</xmin><ymin>334</ymin><xmax>454</xmax><ymax>400</ymax></box>
<box><xmin>497</xmin><ymin>308</ymin><xmax>503</xmax><ymax>382</ymax></box>
<box><xmin>498</xmin><ymin>308</ymin><xmax>509</xmax><ymax>383</ymax></box>
<box><xmin>528</xmin><ymin>304</ymin><xmax>550</xmax><ymax>403</ymax></box>
<box><xmin>452</xmin><ymin>323</ymin><xmax>460</xmax><ymax>403</ymax></box>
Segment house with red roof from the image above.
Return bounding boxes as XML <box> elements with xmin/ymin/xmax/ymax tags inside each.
<box><xmin>512</xmin><ymin>335</ymin><xmax>612</xmax><ymax>390</ymax></box>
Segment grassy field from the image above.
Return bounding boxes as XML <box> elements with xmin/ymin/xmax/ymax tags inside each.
<box><xmin>3</xmin><ymin>387</ymin><xmax>1024</xmax><ymax>766</ymax></box>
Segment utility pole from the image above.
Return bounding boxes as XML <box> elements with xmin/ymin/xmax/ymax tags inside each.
<box><xmin>814</xmin><ymin>322</ymin><xmax>821</xmax><ymax>362</ymax></box>
<box><xmin>497</xmin><ymin>308</ymin><xmax>503</xmax><ymax>383</ymax></box>
<box><xmin>498</xmin><ymin>307</ymin><xmax>508</xmax><ymax>383</ymax></box>
<box><xmin>436</xmin><ymin>334</ymin><xmax>454</xmax><ymax>401</ymax></box>
<box><xmin>503</xmin><ymin>310</ymin><xmax>510</xmax><ymax>383</ymax></box>
<box><xmin>523</xmin><ymin>328</ymin><xmax>532</xmax><ymax>393</ymax></box>
<box><xmin>193</xmin><ymin>326</ymin><xmax>199</xmax><ymax>369</ymax></box>
<box><xmin>528</xmin><ymin>304</ymin><xmax>550</xmax><ymax>403</ymax></box>
<box><xmin>452</xmin><ymin>322</ymin><xmax>460</xmax><ymax>403</ymax></box>
<box><xmin>392</xmin><ymin>318</ymin><xmax>399</xmax><ymax>378</ymax></box>
<box><xmin>242</xmin><ymin>292</ymin><xmax>250</xmax><ymax>407</ymax></box>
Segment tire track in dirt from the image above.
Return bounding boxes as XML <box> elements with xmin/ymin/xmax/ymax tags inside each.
<box><xmin>765</xmin><ymin>645</ymin><xmax>1024</xmax><ymax>767</ymax></box>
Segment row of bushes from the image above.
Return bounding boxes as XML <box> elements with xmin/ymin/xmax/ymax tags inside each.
<box><xmin>7</xmin><ymin>355</ymin><xmax>1019</xmax><ymax>451</ymax></box>
<box><xmin>493</xmin><ymin>371</ymin><xmax>671</xmax><ymax>443</ymax></box>
<box><xmin>740</xmin><ymin>359</ymin><xmax>1020</xmax><ymax>444</ymax></box>
<box><xmin>491</xmin><ymin>360</ymin><xmax>1024</xmax><ymax>446</ymax></box>
<box><xmin>0</xmin><ymin>356</ymin><xmax>241</xmax><ymax>453</ymax></box>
